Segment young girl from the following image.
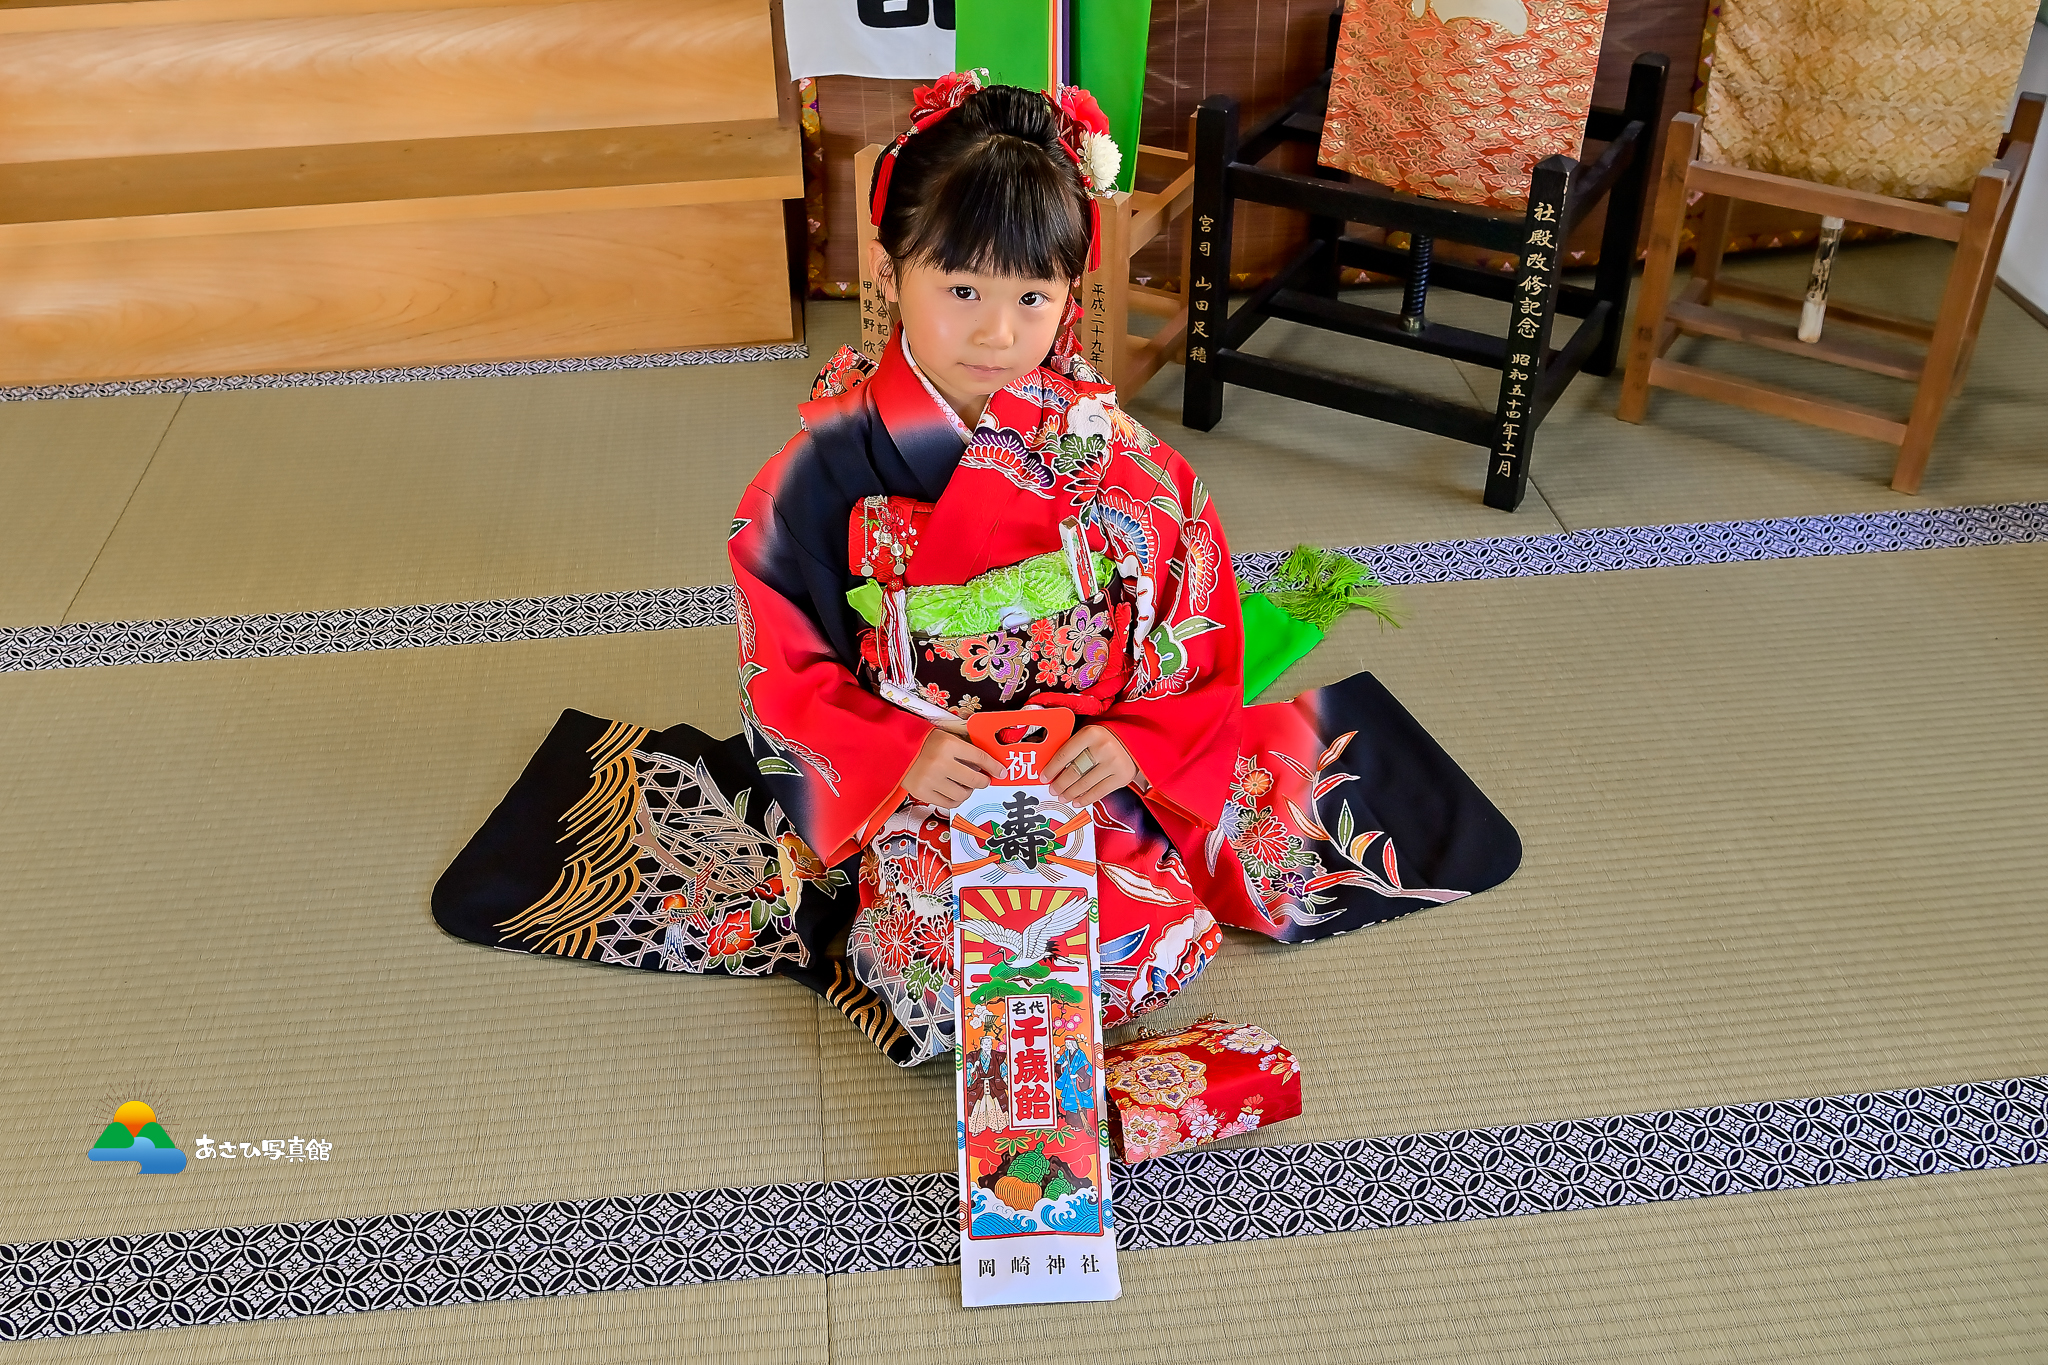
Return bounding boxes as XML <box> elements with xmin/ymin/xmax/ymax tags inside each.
<box><xmin>435</xmin><ymin>75</ymin><xmax>1520</xmax><ymax>1068</ymax></box>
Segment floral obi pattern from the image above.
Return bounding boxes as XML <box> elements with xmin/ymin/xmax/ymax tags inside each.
<box><xmin>1103</xmin><ymin>1017</ymin><xmax>1303</xmax><ymax>1164</ymax></box>
<box><xmin>847</xmin><ymin>494</ymin><xmax>1136</xmax><ymax>724</ymax></box>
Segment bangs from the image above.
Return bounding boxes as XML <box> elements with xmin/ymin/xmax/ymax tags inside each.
<box><xmin>892</xmin><ymin>135</ymin><xmax>1091</xmax><ymax>282</ymax></box>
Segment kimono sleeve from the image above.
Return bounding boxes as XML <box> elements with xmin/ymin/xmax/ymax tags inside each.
<box><xmin>1094</xmin><ymin>439</ymin><xmax>1244</xmax><ymax>832</ymax></box>
<box><xmin>730</xmin><ymin>476</ymin><xmax>931</xmax><ymax>865</ymax></box>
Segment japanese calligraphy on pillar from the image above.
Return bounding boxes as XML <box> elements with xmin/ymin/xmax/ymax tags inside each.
<box><xmin>1185</xmin><ymin>212</ymin><xmax>1219</xmax><ymax>370</ymax></box>
<box><xmin>951</xmin><ymin>709</ymin><xmax>1121</xmax><ymax>1308</ymax></box>
<box><xmin>1485</xmin><ymin>165</ymin><xmax>1568</xmax><ymax>512</ymax></box>
<box><xmin>854</xmin><ymin>144</ymin><xmax>893</xmax><ymax>363</ymax></box>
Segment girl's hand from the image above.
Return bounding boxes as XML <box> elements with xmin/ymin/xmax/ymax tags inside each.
<box><xmin>1047</xmin><ymin>726</ymin><xmax>1141</xmax><ymax>807</ymax></box>
<box><xmin>903</xmin><ymin>729</ymin><xmax>1008</xmax><ymax>810</ymax></box>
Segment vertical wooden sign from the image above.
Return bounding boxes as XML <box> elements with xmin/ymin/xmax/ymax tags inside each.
<box><xmin>1077</xmin><ymin>189</ymin><xmax>1131</xmax><ymax>382</ymax></box>
<box><xmin>853</xmin><ymin>142</ymin><xmax>894</xmax><ymax>363</ymax></box>
<box><xmin>950</xmin><ymin>708</ymin><xmax>1121</xmax><ymax>1308</ymax></box>
<box><xmin>1484</xmin><ymin>155</ymin><xmax>1570</xmax><ymax>512</ymax></box>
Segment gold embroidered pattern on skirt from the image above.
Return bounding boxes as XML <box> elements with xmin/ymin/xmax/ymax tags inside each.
<box><xmin>497</xmin><ymin>720</ymin><xmax>650</xmax><ymax>958</ymax></box>
<box><xmin>826</xmin><ymin>958</ymin><xmax>913</xmax><ymax>1057</ymax></box>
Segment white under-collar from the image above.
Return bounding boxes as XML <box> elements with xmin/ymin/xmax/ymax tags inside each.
<box><xmin>899</xmin><ymin>332</ymin><xmax>979</xmax><ymax>442</ymax></box>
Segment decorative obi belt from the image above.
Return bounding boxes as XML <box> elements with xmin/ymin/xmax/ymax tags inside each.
<box><xmin>846</xmin><ymin>495</ymin><xmax>1136</xmax><ymax>728</ymax></box>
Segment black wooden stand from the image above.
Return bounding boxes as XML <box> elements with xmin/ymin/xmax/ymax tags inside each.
<box><xmin>1181</xmin><ymin>34</ymin><xmax>1669</xmax><ymax>511</ymax></box>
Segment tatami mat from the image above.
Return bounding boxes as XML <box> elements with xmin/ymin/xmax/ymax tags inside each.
<box><xmin>812</xmin><ymin>543</ymin><xmax>2048</xmax><ymax>1177</ymax></box>
<box><xmin>6</xmin><ymin>542</ymin><xmax>2041</xmax><ymax>1243</ymax></box>
<box><xmin>3</xmin><ymin>238</ymin><xmax>2045</xmax><ymax>1360</ymax></box>
<box><xmin>1440</xmin><ymin>238</ymin><xmax>2048</xmax><ymax>527</ymax></box>
<box><xmin>13</xmin><ymin>240</ymin><xmax>2043</xmax><ymax>632</ymax></box>
<box><xmin>7</xmin><ymin>1276</ymin><xmax>826</xmax><ymax>1365</ymax></box>
<box><xmin>0</xmin><ymin>394</ymin><xmax>178</xmax><ymax>627</ymax></box>
<box><xmin>0</xmin><ymin>630</ymin><xmax>843</xmax><ymax>1246</ymax></box>
<box><xmin>828</xmin><ymin>1166</ymin><xmax>2048</xmax><ymax>1364</ymax></box>
<box><xmin>56</xmin><ymin>357</ymin><xmax>825</xmax><ymax>627</ymax></box>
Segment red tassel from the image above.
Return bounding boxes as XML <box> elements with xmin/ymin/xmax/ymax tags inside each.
<box><xmin>1088</xmin><ymin>197</ymin><xmax>1102</xmax><ymax>273</ymax></box>
<box><xmin>869</xmin><ymin>146</ymin><xmax>897</xmax><ymax>227</ymax></box>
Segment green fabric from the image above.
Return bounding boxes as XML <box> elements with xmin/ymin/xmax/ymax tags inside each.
<box><xmin>845</xmin><ymin>550</ymin><xmax>1117</xmax><ymax>637</ymax></box>
<box><xmin>955</xmin><ymin>0</ymin><xmax>1051</xmax><ymax>94</ymax></box>
<box><xmin>1240</xmin><ymin>545</ymin><xmax>1402</xmax><ymax>701</ymax></box>
<box><xmin>846</xmin><ymin>579</ymin><xmax>885</xmax><ymax>628</ymax></box>
<box><xmin>1241</xmin><ymin>592</ymin><xmax>1324</xmax><ymax>701</ymax></box>
<box><xmin>1073</xmin><ymin>0</ymin><xmax>1153</xmax><ymax>192</ymax></box>
<box><xmin>956</xmin><ymin>0</ymin><xmax>1153</xmax><ymax>192</ymax></box>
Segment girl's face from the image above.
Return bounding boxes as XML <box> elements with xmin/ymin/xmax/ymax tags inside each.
<box><xmin>871</xmin><ymin>242</ymin><xmax>1071</xmax><ymax>428</ymax></box>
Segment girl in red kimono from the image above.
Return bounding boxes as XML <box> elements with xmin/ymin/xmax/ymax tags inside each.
<box><xmin>435</xmin><ymin>75</ymin><xmax>1519</xmax><ymax>1067</ymax></box>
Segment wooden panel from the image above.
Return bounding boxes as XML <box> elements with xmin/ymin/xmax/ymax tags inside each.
<box><xmin>0</xmin><ymin>0</ymin><xmax>545</xmax><ymax>32</ymax></box>
<box><xmin>1665</xmin><ymin>299</ymin><xmax>1925</xmax><ymax>381</ymax></box>
<box><xmin>816</xmin><ymin>75</ymin><xmax>919</xmax><ymax>293</ymax></box>
<box><xmin>1134</xmin><ymin>0</ymin><xmax>1331</xmax><ymax>287</ymax></box>
<box><xmin>1647</xmin><ymin>357</ymin><xmax>1908</xmax><ymax>444</ymax></box>
<box><xmin>0</xmin><ymin>120</ymin><xmax>802</xmax><ymax>244</ymax></box>
<box><xmin>0</xmin><ymin>200</ymin><xmax>798</xmax><ymax>384</ymax></box>
<box><xmin>1688</xmin><ymin>162</ymin><xmax>1967</xmax><ymax>240</ymax></box>
<box><xmin>0</xmin><ymin>0</ymin><xmax>779</xmax><ymax>163</ymax></box>
<box><xmin>1709</xmin><ymin>278</ymin><xmax>1936</xmax><ymax>341</ymax></box>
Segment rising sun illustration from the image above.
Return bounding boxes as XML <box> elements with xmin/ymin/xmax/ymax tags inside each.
<box><xmin>113</xmin><ymin>1101</ymin><xmax>156</xmax><ymax>1135</ymax></box>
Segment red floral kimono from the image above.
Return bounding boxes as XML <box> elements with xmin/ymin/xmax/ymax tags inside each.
<box><xmin>435</xmin><ymin>321</ymin><xmax>1520</xmax><ymax>1067</ymax></box>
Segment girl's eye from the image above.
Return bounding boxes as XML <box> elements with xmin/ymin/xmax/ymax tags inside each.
<box><xmin>1020</xmin><ymin>291</ymin><xmax>1048</xmax><ymax>306</ymax></box>
<box><xmin>950</xmin><ymin>285</ymin><xmax>978</xmax><ymax>301</ymax></box>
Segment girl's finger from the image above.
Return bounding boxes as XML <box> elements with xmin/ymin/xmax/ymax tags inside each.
<box><xmin>1071</xmin><ymin>772</ymin><xmax>1118</xmax><ymax>807</ymax></box>
<box><xmin>1045</xmin><ymin>734</ymin><xmax>1091</xmax><ymax>772</ymax></box>
<box><xmin>965</xmin><ymin>747</ymin><xmax>1010</xmax><ymax>780</ymax></box>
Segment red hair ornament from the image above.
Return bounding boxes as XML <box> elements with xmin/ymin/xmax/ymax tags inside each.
<box><xmin>867</xmin><ymin>69</ymin><xmax>1119</xmax><ymax>273</ymax></box>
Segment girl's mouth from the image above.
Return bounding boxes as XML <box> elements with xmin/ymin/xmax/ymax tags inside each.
<box><xmin>962</xmin><ymin>363</ymin><xmax>1008</xmax><ymax>380</ymax></box>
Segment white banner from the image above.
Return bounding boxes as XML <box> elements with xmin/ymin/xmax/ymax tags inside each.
<box><xmin>784</xmin><ymin>0</ymin><xmax>956</xmax><ymax>80</ymax></box>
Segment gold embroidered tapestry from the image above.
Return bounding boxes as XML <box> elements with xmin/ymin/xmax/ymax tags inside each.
<box><xmin>1697</xmin><ymin>0</ymin><xmax>2037</xmax><ymax>202</ymax></box>
<box><xmin>1318</xmin><ymin>0</ymin><xmax>1613</xmax><ymax>211</ymax></box>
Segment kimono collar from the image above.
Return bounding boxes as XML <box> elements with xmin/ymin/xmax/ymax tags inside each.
<box><xmin>866</xmin><ymin>329</ymin><xmax>971</xmax><ymax>502</ymax></box>
<box><xmin>898</xmin><ymin>331</ymin><xmax>977</xmax><ymax>442</ymax></box>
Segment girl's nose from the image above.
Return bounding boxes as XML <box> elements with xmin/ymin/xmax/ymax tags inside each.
<box><xmin>977</xmin><ymin>309</ymin><xmax>1016</xmax><ymax>351</ymax></box>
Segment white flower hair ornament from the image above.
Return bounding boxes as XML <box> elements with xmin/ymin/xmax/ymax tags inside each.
<box><xmin>1049</xmin><ymin>82</ymin><xmax>1121</xmax><ymax>270</ymax></box>
<box><xmin>1080</xmin><ymin>131</ymin><xmax>1123</xmax><ymax>197</ymax></box>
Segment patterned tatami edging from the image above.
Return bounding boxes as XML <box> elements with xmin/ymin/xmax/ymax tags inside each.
<box><xmin>4</xmin><ymin>501</ymin><xmax>2045</xmax><ymax>673</ymax></box>
<box><xmin>3</xmin><ymin>1076</ymin><xmax>2042</xmax><ymax>1342</ymax></box>
<box><xmin>0</xmin><ymin>588</ymin><xmax>739</xmax><ymax>673</ymax></box>
<box><xmin>0</xmin><ymin>344</ymin><xmax>811</xmax><ymax>404</ymax></box>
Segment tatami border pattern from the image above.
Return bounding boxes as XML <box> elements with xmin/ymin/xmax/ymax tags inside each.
<box><xmin>0</xmin><ymin>589</ymin><xmax>738</xmax><ymax>673</ymax></box>
<box><xmin>0</xmin><ymin>344</ymin><xmax>810</xmax><ymax>405</ymax></box>
<box><xmin>3</xmin><ymin>1076</ymin><xmax>2041</xmax><ymax>1342</ymax></box>
<box><xmin>4</xmin><ymin>501</ymin><xmax>2045</xmax><ymax>673</ymax></box>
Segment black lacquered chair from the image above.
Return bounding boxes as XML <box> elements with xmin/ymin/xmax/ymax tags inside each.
<box><xmin>1180</xmin><ymin>16</ymin><xmax>1667</xmax><ymax>511</ymax></box>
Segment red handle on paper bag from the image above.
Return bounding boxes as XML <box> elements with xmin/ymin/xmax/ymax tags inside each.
<box><xmin>966</xmin><ymin>707</ymin><xmax>1074</xmax><ymax>785</ymax></box>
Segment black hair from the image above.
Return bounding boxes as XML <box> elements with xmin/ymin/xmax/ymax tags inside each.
<box><xmin>873</xmin><ymin>83</ymin><xmax>1092</xmax><ymax>283</ymax></box>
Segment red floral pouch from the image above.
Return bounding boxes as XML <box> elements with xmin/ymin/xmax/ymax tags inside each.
<box><xmin>1103</xmin><ymin>1017</ymin><xmax>1303</xmax><ymax>1163</ymax></box>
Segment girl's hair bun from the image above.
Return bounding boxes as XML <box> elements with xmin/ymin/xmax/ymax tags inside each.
<box><xmin>873</xmin><ymin>83</ymin><xmax>1094</xmax><ymax>283</ymax></box>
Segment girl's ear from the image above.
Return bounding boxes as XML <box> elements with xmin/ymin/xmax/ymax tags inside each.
<box><xmin>868</xmin><ymin>240</ymin><xmax>898</xmax><ymax>305</ymax></box>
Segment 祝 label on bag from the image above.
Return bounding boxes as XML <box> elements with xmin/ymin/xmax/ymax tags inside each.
<box><xmin>951</xmin><ymin>709</ymin><xmax>1121</xmax><ymax>1308</ymax></box>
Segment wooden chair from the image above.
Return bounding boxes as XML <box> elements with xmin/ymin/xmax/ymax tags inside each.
<box><xmin>1182</xmin><ymin>30</ymin><xmax>1668</xmax><ymax>512</ymax></box>
<box><xmin>854</xmin><ymin>132</ymin><xmax>1196</xmax><ymax>395</ymax></box>
<box><xmin>1618</xmin><ymin>3</ymin><xmax>2043</xmax><ymax>493</ymax></box>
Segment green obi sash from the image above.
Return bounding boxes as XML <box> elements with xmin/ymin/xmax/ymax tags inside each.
<box><xmin>847</xmin><ymin>549</ymin><xmax>1118</xmax><ymax>640</ymax></box>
